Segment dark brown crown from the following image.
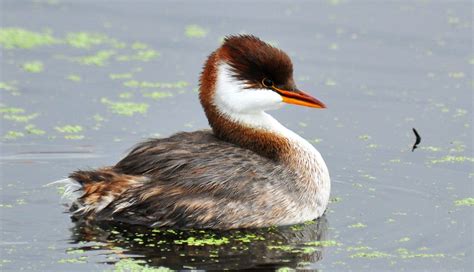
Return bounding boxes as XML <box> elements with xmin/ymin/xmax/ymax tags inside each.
<box><xmin>219</xmin><ymin>35</ymin><xmax>295</xmax><ymax>89</ymax></box>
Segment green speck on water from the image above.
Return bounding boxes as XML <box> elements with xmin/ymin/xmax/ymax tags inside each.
<box><xmin>22</xmin><ymin>61</ymin><xmax>43</xmax><ymax>72</ymax></box>
<box><xmin>304</xmin><ymin>240</ymin><xmax>340</xmax><ymax>247</ymax></box>
<box><xmin>276</xmin><ymin>268</ymin><xmax>295</xmax><ymax>272</ymax></box>
<box><xmin>110</xmin><ymin>73</ymin><xmax>133</xmax><ymax>80</ymax></box>
<box><xmin>448</xmin><ymin>72</ymin><xmax>464</xmax><ymax>79</ymax></box>
<box><xmin>0</xmin><ymin>82</ymin><xmax>18</xmax><ymax>93</ymax></box>
<box><xmin>55</xmin><ymin>125</ymin><xmax>83</xmax><ymax>133</ymax></box>
<box><xmin>93</xmin><ymin>114</ymin><xmax>105</xmax><ymax>122</ymax></box>
<box><xmin>143</xmin><ymin>91</ymin><xmax>173</xmax><ymax>100</ymax></box>
<box><xmin>350</xmin><ymin>251</ymin><xmax>391</xmax><ymax>258</ymax></box>
<box><xmin>119</xmin><ymin>92</ymin><xmax>133</xmax><ymax>99</ymax></box>
<box><xmin>64</xmin><ymin>135</ymin><xmax>84</xmax><ymax>140</ymax></box>
<box><xmin>113</xmin><ymin>258</ymin><xmax>172</xmax><ymax>271</ymax></box>
<box><xmin>185</xmin><ymin>25</ymin><xmax>208</xmax><ymax>38</ymax></box>
<box><xmin>66</xmin><ymin>249</ymin><xmax>85</xmax><ymax>255</ymax></box>
<box><xmin>0</xmin><ymin>27</ymin><xmax>59</xmax><ymax>49</ymax></box>
<box><xmin>3</xmin><ymin>112</ymin><xmax>38</xmax><ymax>122</ymax></box>
<box><xmin>358</xmin><ymin>134</ymin><xmax>371</xmax><ymax>141</ymax></box>
<box><xmin>348</xmin><ymin>222</ymin><xmax>367</xmax><ymax>228</ymax></box>
<box><xmin>421</xmin><ymin>146</ymin><xmax>442</xmax><ymax>152</ymax></box>
<box><xmin>65</xmin><ymin>32</ymin><xmax>124</xmax><ymax>49</ymax></box>
<box><xmin>124</xmin><ymin>80</ymin><xmax>188</xmax><ymax>89</ymax></box>
<box><xmin>57</xmin><ymin>256</ymin><xmax>87</xmax><ymax>264</ymax></box>
<box><xmin>454</xmin><ymin>198</ymin><xmax>474</xmax><ymax>206</ymax></box>
<box><xmin>101</xmin><ymin>98</ymin><xmax>148</xmax><ymax>116</ymax></box>
<box><xmin>3</xmin><ymin>131</ymin><xmax>24</xmax><ymax>140</ymax></box>
<box><xmin>0</xmin><ymin>106</ymin><xmax>24</xmax><ymax>114</ymax></box>
<box><xmin>74</xmin><ymin>50</ymin><xmax>115</xmax><ymax>66</ymax></box>
<box><xmin>25</xmin><ymin>124</ymin><xmax>45</xmax><ymax>135</ymax></box>
<box><xmin>67</xmin><ymin>74</ymin><xmax>81</xmax><ymax>82</ymax></box>
<box><xmin>398</xmin><ymin>237</ymin><xmax>411</xmax><ymax>242</ymax></box>
<box><xmin>325</xmin><ymin>78</ymin><xmax>337</xmax><ymax>86</ymax></box>
<box><xmin>131</xmin><ymin>42</ymin><xmax>148</xmax><ymax>50</ymax></box>
<box><xmin>430</xmin><ymin>156</ymin><xmax>474</xmax><ymax>164</ymax></box>
<box><xmin>174</xmin><ymin>236</ymin><xmax>229</xmax><ymax>246</ymax></box>
<box><xmin>330</xmin><ymin>197</ymin><xmax>342</xmax><ymax>203</ymax></box>
<box><xmin>0</xmin><ymin>204</ymin><xmax>14</xmax><ymax>208</ymax></box>
<box><xmin>396</xmin><ymin>248</ymin><xmax>445</xmax><ymax>259</ymax></box>
<box><xmin>116</xmin><ymin>49</ymin><xmax>160</xmax><ymax>62</ymax></box>
<box><xmin>346</xmin><ymin>246</ymin><xmax>372</xmax><ymax>251</ymax></box>
<box><xmin>233</xmin><ymin>233</ymin><xmax>265</xmax><ymax>243</ymax></box>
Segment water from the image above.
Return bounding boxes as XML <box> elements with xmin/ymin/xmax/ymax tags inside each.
<box><xmin>1</xmin><ymin>0</ymin><xmax>472</xmax><ymax>271</ymax></box>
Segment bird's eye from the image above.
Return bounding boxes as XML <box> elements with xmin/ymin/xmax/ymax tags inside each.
<box><xmin>262</xmin><ymin>78</ymin><xmax>274</xmax><ymax>88</ymax></box>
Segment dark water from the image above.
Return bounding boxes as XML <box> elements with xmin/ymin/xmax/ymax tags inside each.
<box><xmin>1</xmin><ymin>0</ymin><xmax>472</xmax><ymax>271</ymax></box>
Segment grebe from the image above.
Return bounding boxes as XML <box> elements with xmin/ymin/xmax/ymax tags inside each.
<box><xmin>61</xmin><ymin>35</ymin><xmax>330</xmax><ymax>229</ymax></box>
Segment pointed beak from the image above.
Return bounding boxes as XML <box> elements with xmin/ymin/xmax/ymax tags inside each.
<box><xmin>273</xmin><ymin>87</ymin><xmax>326</xmax><ymax>109</ymax></box>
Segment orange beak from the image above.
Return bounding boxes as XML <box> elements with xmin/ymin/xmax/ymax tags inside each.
<box><xmin>273</xmin><ymin>87</ymin><xmax>326</xmax><ymax>109</ymax></box>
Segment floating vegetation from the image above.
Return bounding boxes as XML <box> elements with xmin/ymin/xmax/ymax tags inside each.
<box><xmin>67</xmin><ymin>74</ymin><xmax>81</xmax><ymax>82</ymax></box>
<box><xmin>116</xmin><ymin>43</ymin><xmax>160</xmax><ymax>62</ymax></box>
<box><xmin>396</xmin><ymin>248</ymin><xmax>445</xmax><ymax>259</ymax></box>
<box><xmin>22</xmin><ymin>61</ymin><xmax>44</xmax><ymax>72</ymax></box>
<box><xmin>0</xmin><ymin>81</ymin><xmax>19</xmax><ymax>95</ymax></box>
<box><xmin>429</xmin><ymin>156</ymin><xmax>474</xmax><ymax>164</ymax></box>
<box><xmin>65</xmin><ymin>32</ymin><xmax>125</xmax><ymax>49</ymax></box>
<box><xmin>454</xmin><ymin>198</ymin><xmax>474</xmax><ymax>207</ymax></box>
<box><xmin>304</xmin><ymin>240</ymin><xmax>341</xmax><ymax>247</ymax></box>
<box><xmin>398</xmin><ymin>237</ymin><xmax>411</xmax><ymax>243</ymax></box>
<box><xmin>57</xmin><ymin>256</ymin><xmax>87</xmax><ymax>264</ymax></box>
<box><xmin>123</xmin><ymin>80</ymin><xmax>188</xmax><ymax>89</ymax></box>
<box><xmin>25</xmin><ymin>124</ymin><xmax>45</xmax><ymax>135</ymax></box>
<box><xmin>174</xmin><ymin>236</ymin><xmax>229</xmax><ymax>246</ymax></box>
<box><xmin>358</xmin><ymin>134</ymin><xmax>371</xmax><ymax>141</ymax></box>
<box><xmin>55</xmin><ymin>125</ymin><xmax>84</xmax><ymax>139</ymax></box>
<box><xmin>0</xmin><ymin>27</ymin><xmax>59</xmax><ymax>49</ymax></box>
<box><xmin>143</xmin><ymin>91</ymin><xmax>173</xmax><ymax>100</ymax></box>
<box><xmin>348</xmin><ymin>222</ymin><xmax>367</xmax><ymax>228</ymax></box>
<box><xmin>185</xmin><ymin>24</ymin><xmax>208</xmax><ymax>38</ymax></box>
<box><xmin>101</xmin><ymin>98</ymin><xmax>148</xmax><ymax>116</ymax></box>
<box><xmin>350</xmin><ymin>251</ymin><xmax>391</xmax><ymax>259</ymax></box>
<box><xmin>3</xmin><ymin>112</ymin><xmax>38</xmax><ymax>122</ymax></box>
<box><xmin>3</xmin><ymin>131</ymin><xmax>24</xmax><ymax>140</ymax></box>
<box><xmin>0</xmin><ymin>106</ymin><xmax>24</xmax><ymax>114</ymax></box>
<box><xmin>113</xmin><ymin>258</ymin><xmax>172</xmax><ymax>272</ymax></box>
<box><xmin>110</xmin><ymin>73</ymin><xmax>133</xmax><ymax>80</ymax></box>
<box><xmin>73</xmin><ymin>50</ymin><xmax>116</xmax><ymax>66</ymax></box>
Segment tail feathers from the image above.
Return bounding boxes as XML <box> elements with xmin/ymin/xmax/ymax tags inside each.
<box><xmin>53</xmin><ymin>169</ymin><xmax>148</xmax><ymax>217</ymax></box>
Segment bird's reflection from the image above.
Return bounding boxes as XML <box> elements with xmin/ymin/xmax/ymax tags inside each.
<box><xmin>69</xmin><ymin>216</ymin><xmax>329</xmax><ymax>271</ymax></box>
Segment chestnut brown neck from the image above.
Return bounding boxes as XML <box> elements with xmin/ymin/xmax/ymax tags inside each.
<box><xmin>199</xmin><ymin>51</ymin><xmax>290</xmax><ymax>161</ymax></box>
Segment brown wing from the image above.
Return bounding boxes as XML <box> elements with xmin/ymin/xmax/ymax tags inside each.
<box><xmin>95</xmin><ymin>130</ymin><xmax>298</xmax><ymax>228</ymax></box>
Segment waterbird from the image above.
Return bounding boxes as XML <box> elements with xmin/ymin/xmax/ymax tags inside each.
<box><xmin>412</xmin><ymin>128</ymin><xmax>421</xmax><ymax>152</ymax></box>
<box><xmin>58</xmin><ymin>35</ymin><xmax>331</xmax><ymax>229</ymax></box>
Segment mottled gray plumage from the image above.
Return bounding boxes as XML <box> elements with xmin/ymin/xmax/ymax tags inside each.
<box><xmin>91</xmin><ymin>130</ymin><xmax>302</xmax><ymax>228</ymax></box>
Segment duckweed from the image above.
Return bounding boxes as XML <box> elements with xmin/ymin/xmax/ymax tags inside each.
<box><xmin>110</xmin><ymin>73</ymin><xmax>133</xmax><ymax>80</ymax></box>
<box><xmin>22</xmin><ymin>61</ymin><xmax>44</xmax><ymax>72</ymax></box>
<box><xmin>55</xmin><ymin>125</ymin><xmax>83</xmax><ymax>133</ymax></box>
<box><xmin>3</xmin><ymin>112</ymin><xmax>38</xmax><ymax>122</ymax></box>
<box><xmin>114</xmin><ymin>258</ymin><xmax>172</xmax><ymax>272</ymax></box>
<box><xmin>430</xmin><ymin>156</ymin><xmax>474</xmax><ymax>164</ymax></box>
<box><xmin>65</xmin><ymin>32</ymin><xmax>124</xmax><ymax>49</ymax></box>
<box><xmin>123</xmin><ymin>80</ymin><xmax>188</xmax><ymax>89</ymax></box>
<box><xmin>25</xmin><ymin>124</ymin><xmax>45</xmax><ymax>135</ymax></box>
<box><xmin>304</xmin><ymin>240</ymin><xmax>341</xmax><ymax>247</ymax></box>
<box><xmin>454</xmin><ymin>198</ymin><xmax>474</xmax><ymax>206</ymax></box>
<box><xmin>185</xmin><ymin>25</ymin><xmax>208</xmax><ymax>38</ymax></box>
<box><xmin>0</xmin><ymin>106</ymin><xmax>24</xmax><ymax>114</ymax></box>
<box><xmin>174</xmin><ymin>236</ymin><xmax>229</xmax><ymax>246</ymax></box>
<box><xmin>3</xmin><ymin>131</ymin><xmax>24</xmax><ymax>140</ymax></box>
<box><xmin>350</xmin><ymin>251</ymin><xmax>391</xmax><ymax>258</ymax></box>
<box><xmin>348</xmin><ymin>222</ymin><xmax>367</xmax><ymax>228</ymax></box>
<box><xmin>101</xmin><ymin>98</ymin><xmax>148</xmax><ymax>116</ymax></box>
<box><xmin>67</xmin><ymin>74</ymin><xmax>81</xmax><ymax>82</ymax></box>
<box><xmin>74</xmin><ymin>50</ymin><xmax>115</xmax><ymax>66</ymax></box>
<box><xmin>0</xmin><ymin>27</ymin><xmax>59</xmax><ymax>49</ymax></box>
<box><xmin>0</xmin><ymin>82</ymin><xmax>18</xmax><ymax>92</ymax></box>
<box><xmin>143</xmin><ymin>92</ymin><xmax>173</xmax><ymax>100</ymax></box>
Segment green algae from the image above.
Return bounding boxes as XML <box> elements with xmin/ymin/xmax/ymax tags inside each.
<box><xmin>0</xmin><ymin>82</ymin><xmax>18</xmax><ymax>94</ymax></box>
<box><xmin>67</xmin><ymin>74</ymin><xmax>81</xmax><ymax>82</ymax></box>
<box><xmin>0</xmin><ymin>106</ymin><xmax>24</xmax><ymax>114</ymax></box>
<box><xmin>3</xmin><ymin>112</ymin><xmax>38</xmax><ymax>122</ymax></box>
<box><xmin>116</xmin><ymin>49</ymin><xmax>160</xmax><ymax>62</ymax></box>
<box><xmin>174</xmin><ymin>236</ymin><xmax>229</xmax><ymax>246</ymax></box>
<box><xmin>55</xmin><ymin>125</ymin><xmax>83</xmax><ymax>133</ymax></box>
<box><xmin>74</xmin><ymin>50</ymin><xmax>115</xmax><ymax>66</ymax></box>
<box><xmin>430</xmin><ymin>156</ymin><xmax>474</xmax><ymax>164</ymax></box>
<box><xmin>185</xmin><ymin>25</ymin><xmax>208</xmax><ymax>38</ymax></box>
<box><xmin>398</xmin><ymin>237</ymin><xmax>411</xmax><ymax>242</ymax></box>
<box><xmin>22</xmin><ymin>61</ymin><xmax>44</xmax><ymax>72</ymax></box>
<box><xmin>454</xmin><ymin>198</ymin><xmax>474</xmax><ymax>206</ymax></box>
<box><xmin>350</xmin><ymin>251</ymin><xmax>391</xmax><ymax>258</ymax></box>
<box><xmin>65</xmin><ymin>32</ymin><xmax>125</xmax><ymax>49</ymax></box>
<box><xmin>304</xmin><ymin>240</ymin><xmax>341</xmax><ymax>247</ymax></box>
<box><xmin>396</xmin><ymin>248</ymin><xmax>445</xmax><ymax>259</ymax></box>
<box><xmin>110</xmin><ymin>73</ymin><xmax>133</xmax><ymax>80</ymax></box>
<box><xmin>25</xmin><ymin>124</ymin><xmax>45</xmax><ymax>135</ymax></box>
<box><xmin>57</xmin><ymin>256</ymin><xmax>87</xmax><ymax>264</ymax></box>
<box><xmin>3</xmin><ymin>131</ymin><xmax>24</xmax><ymax>140</ymax></box>
<box><xmin>123</xmin><ymin>80</ymin><xmax>188</xmax><ymax>89</ymax></box>
<box><xmin>348</xmin><ymin>222</ymin><xmax>367</xmax><ymax>228</ymax></box>
<box><xmin>0</xmin><ymin>27</ymin><xmax>59</xmax><ymax>49</ymax></box>
<box><xmin>101</xmin><ymin>98</ymin><xmax>148</xmax><ymax>116</ymax></box>
<box><xmin>143</xmin><ymin>91</ymin><xmax>173</xmax><ymax>100</ymax></box>
<box><xmin>119</xmin><ymin>92</ymin><xmax>134</xmax><ymax>99</ymax></box>
<box><xmin>358</xmin><ymin>134</ymin><xmax>371</xmax><ymax>141</ymax></box>
<box><xmin>114</xmin><ymin>258</ymin><xmax>172</xmax><ymax>272</ymax></box>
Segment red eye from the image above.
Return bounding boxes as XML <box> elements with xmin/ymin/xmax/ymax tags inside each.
<box><xmin>262</xmin><ymin>78</ymin><xmax>274</xmax><ymax>88</ymax></box>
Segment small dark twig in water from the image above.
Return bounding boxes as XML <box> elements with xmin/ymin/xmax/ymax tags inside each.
<box><xmin>412</xmin><ymin>128</ymin><xmax>421</xmax><ymax>152</ymax></box>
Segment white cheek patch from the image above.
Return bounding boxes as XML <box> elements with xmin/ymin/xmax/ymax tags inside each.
<box><xmin>214</xmin><ymin>63</ymin><xmax>283</xmax><ymax>114</ymax></box>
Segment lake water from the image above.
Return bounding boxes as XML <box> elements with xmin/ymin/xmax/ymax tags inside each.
<box><xmin>1</xmin><ymin>0</ymin><xmax>472</xmax><ymax>271</ymax></box>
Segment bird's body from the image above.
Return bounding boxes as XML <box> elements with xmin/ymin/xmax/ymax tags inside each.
<box><xmin>61</xmin><ymin>35</ymin><xmax>330</xmax><ymax>229</ymax></box>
